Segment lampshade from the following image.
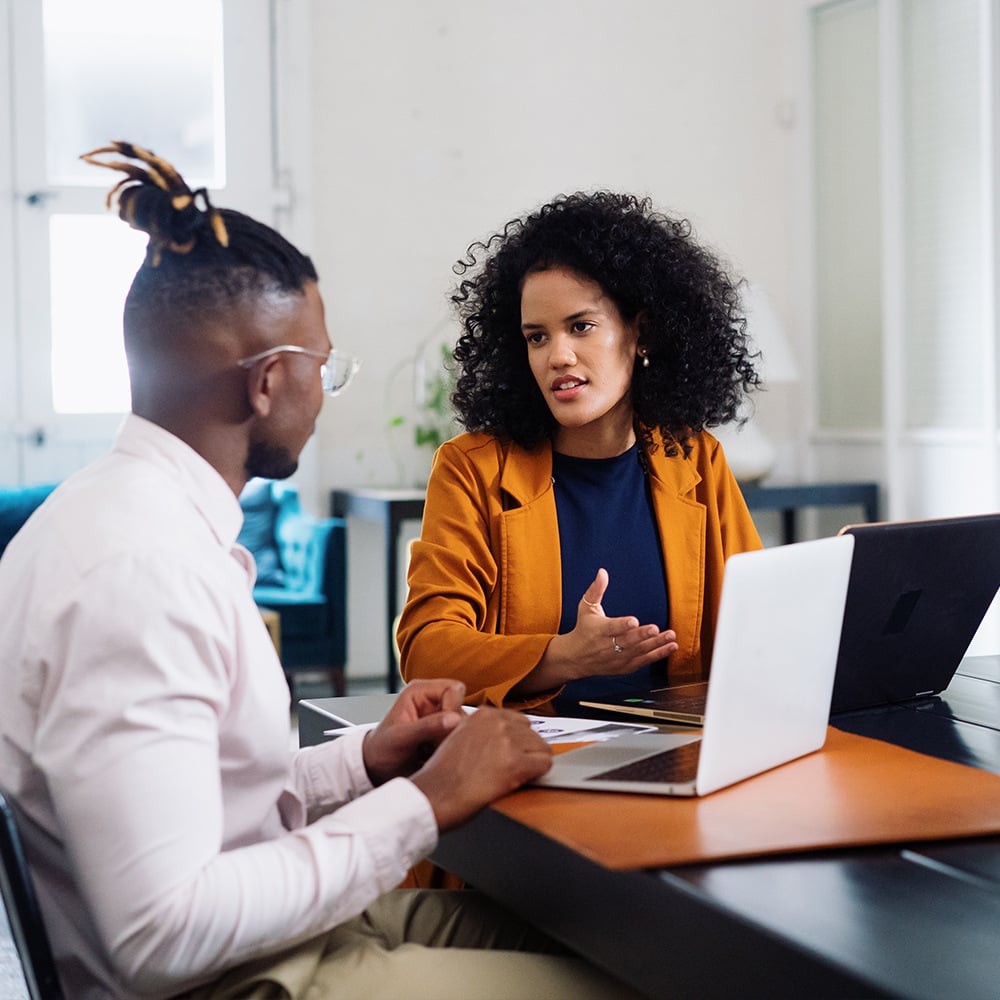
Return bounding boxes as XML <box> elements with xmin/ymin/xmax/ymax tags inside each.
<box><xmin>743</xmin><ymin>282</ymin><xmax>799</xmax><ymax>385</ymax></box>
<box><xmin>712</xmin><ymin>282</ymin><xmax>799</xmax><ymax>484</ymax></box>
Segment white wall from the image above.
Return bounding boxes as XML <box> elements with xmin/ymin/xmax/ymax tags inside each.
<box><xmin>293</xmin><ymin>0</ymin><xmax>810</xmax><ymax>679</ymax></box>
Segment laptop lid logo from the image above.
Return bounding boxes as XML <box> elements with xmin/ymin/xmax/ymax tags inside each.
<box><xmin>882</xmin><ymin>589</ymin><xmax>922</xmax><ymax>635</ymax></box>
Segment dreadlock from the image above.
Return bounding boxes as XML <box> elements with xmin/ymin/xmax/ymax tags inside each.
<box><xmin>82</xmin><ymin>141</ymin><xmax>317</xmax><ymax>330</ymax></box>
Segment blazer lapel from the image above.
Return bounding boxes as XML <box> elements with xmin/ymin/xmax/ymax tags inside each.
<box><xmin>496</xmin><ymin>442</ymin><xmax>562</xmax><ymax>635</ymax></box>
<box><xmin>647</xmin><ymin>445</ymin><xmax>707</xmax><ymax>676</ymax></box>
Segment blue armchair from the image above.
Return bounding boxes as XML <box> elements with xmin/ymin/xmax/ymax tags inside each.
<box><xmin>0</xmin><ymin>484</ymin><xmax>58</xmax><ymax>558</ymax></box>
<box><xmin>238</xmin><ymin>479</ymin><xmax>348</xmax><ymax>697</ymax></box>
<box><xmin>0</xmin><ymin>480</ymin><xmax>348</xmax><ymax>697</ymax></box>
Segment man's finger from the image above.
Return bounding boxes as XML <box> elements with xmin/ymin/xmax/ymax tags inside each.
<box><xmin>440</xmin><ymin>681</ymin><xmax>466</xmax><ymax>714</ymax></box>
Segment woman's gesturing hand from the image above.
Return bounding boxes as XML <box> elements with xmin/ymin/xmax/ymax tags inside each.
<box><xmin>512</xmin><ymin>568</ymin><xmax>678</xmax><ymax>697</ymax></box>
<box><xmin>560</xmin><ymin>568</ymin><xmax>678</xmax><ymax>679</ymax></box>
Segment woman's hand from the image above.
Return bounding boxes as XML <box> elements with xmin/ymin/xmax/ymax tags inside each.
<box><xmin>510</xmin><ymin>568</ymin><xmax>678</xmax><ymax>697</ymax></box>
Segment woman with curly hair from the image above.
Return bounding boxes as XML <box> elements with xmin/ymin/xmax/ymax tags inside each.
<box><xmin>398</xmin><ymin>191</ymin><xmax>763</xmax><ymax>711</ymax></box>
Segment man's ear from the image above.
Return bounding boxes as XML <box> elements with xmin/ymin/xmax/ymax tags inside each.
<box><xmin>245</xmin><ymin>357</ymin><xmax>282</xmax><ymax>418</ymax></box>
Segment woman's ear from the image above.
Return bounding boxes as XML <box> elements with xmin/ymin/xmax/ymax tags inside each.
<box><xmin>630</xmin><ymin>310</ymin><xmax>646</xmax><ymax>347</ymax></box>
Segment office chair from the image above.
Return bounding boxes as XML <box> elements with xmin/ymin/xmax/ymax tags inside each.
<box><xmin>0</xmin><ymin>791</ymin><xmax>65</xmax><ymax>1000</ymax></box>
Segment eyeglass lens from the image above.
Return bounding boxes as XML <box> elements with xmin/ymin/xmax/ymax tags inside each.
<box><xmin>321</xmin><ymin>350</ymin><xmax>361</xmax><ymax>396</ymax></box>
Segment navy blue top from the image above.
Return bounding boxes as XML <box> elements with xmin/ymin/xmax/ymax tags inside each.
<box><xmin>550</xmin><ymin>444</ymin><xmax>669</xmax><ymax>712</ymax></box>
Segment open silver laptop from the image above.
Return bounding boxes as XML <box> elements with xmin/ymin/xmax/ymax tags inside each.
<box><xmin>533</xmin><ymin>534</ymin><xmax>855</xmax><ymax>797</ymax></box>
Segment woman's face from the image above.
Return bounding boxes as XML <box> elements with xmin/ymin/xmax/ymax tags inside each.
<box><xmin>520</xmin><ymin>266</ymin><xmax>640</xmax><ymax>457</ymax></box>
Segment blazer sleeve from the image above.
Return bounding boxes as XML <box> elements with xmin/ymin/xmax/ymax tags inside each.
<box><xmin>707</xmin><ymin>434</ymin><xmax>763</xmax><ymax>557</ymax></box>
<box><xmin>397</xmin><ymin>440</ymin><xmax>556</xmax><ymax>708</ymax></box>
<box><xmin>692</xmin><ymin>433</ymin><xmax>764</xmax><ymax>678</ymax></box>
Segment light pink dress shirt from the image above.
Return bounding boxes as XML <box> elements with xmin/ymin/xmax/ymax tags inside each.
<box><xmin>0</xmin><ymin>416</ymin><xmax>437</xmax><ymax>999</ymax></box>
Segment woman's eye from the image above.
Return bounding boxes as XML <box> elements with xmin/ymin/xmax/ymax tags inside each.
<box><xmin>525</xmin><ymin>331</ymin><xmax>545</xmax><ymax>345</ymax></box>
<box><xmin>571</xmin><ymin>321</ymin><xmax>593</xmax><ymax>334</ymax></box>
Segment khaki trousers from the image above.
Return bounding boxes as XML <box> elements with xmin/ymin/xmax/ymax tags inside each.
<box><xmin>181</xmin><ymin>888</ymin><xmax>642</xmax><ymax>1000</ymax></box>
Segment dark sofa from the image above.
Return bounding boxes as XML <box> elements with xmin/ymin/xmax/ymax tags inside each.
<box><xmin>0</xmin><ymin>480</ymin><xmax>348</xmax><ymax>698</ymax></box>
<box><xmin>237</xmin><ymin>479</ymin><xmax>348</xmax><ymax>697</ymax></box>
<box><xmin>0</xmin><ymin>484</ymin><xmax>58</xmax><ymax>558</ymax></box>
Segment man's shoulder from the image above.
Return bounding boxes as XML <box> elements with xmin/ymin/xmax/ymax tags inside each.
<box><xmin>55</xmin><ymin>456</ymin><xmax>197</xmax><ymax>528</ymax></box>
<box><xmin>9</xmin><ymin>456</ymin><xmax>213</xmax><ymax>579</ymax></box>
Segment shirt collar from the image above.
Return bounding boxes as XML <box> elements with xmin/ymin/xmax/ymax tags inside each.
<box><xmin>112</xmin><ymin>414</ymin><xmax>245</xmax><ymax>551</ymax></box>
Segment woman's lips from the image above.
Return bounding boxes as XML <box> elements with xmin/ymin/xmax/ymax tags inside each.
<box><xmin>551</xmin><ymin>376</ymin><xmax>587</xmax><ymax>401</ymax></box>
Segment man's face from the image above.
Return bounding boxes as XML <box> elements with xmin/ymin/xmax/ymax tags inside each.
<box><xmin>245</xmin><ymin>282</ymin><xmax>331</xmax><ymax>480</ymax></box>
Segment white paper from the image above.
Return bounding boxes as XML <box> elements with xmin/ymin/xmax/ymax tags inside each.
<box><xmin>323</xmin><ymin>710</ymin><xmax>657</xmax><ymax>744</ymax></box>
<box><xmin>524</xmin><ymin>715</ymin><xmax>657</xmax><ymax>744</ymax></box>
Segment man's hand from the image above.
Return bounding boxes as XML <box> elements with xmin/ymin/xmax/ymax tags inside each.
<box><xmin>410</xmin><ymin>708</ymin><xmax>553</xmax><ymax>832</ymax></box>
<box><xmin>362</xmin><ymin>679</ymin><xmax>467</xmax><ymax>786</ymax></box>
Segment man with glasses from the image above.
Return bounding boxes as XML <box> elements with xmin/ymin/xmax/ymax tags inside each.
<box><xmin>0</xmin><ymin>143</ymin><xmax>637</xmax><ymax>999</ymax></box>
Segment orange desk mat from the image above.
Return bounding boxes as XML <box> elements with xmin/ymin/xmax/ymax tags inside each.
<box><xmin>492</xmin><ymin>727</ymin><xmax>1000</xmax><ymax>870</ymax></box>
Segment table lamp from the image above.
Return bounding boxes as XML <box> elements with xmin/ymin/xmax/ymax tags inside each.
<box><xmin>712</xmin><ymin>282</ymin><xmax>799</xmax><ymax>484</ymax></box>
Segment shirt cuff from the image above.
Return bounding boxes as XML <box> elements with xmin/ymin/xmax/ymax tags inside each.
<box><xmin>318</xmin><ymin>776</ymin><xmax>439</xmax><ymax>888</ymax></box>
<box><xmin>299</xmin><ymin>726</ymin><xmax>375</xmax><ymax>805</ymax></box>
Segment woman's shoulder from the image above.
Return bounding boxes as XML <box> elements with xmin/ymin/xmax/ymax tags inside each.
<box><xmin>686</xmin><ymin>428</ymin><xmax>724</xmax><ymax>461</ymax></box>
<box><xmin>437</xmin><ymin>430</ymin><xmax>543</xmax><ymax>468</ymax></box>
<box><xmin>645</xmin><ymin>426</ymin><xmax>723</xmax><ymax>466</ymax></box>
<box><xmin>437</xmin><ymin>429</ymin><xmax>503</xmax><ymax>465</ymax></box>
<box><xmin>433</xmin><ymin>432</ymin><xmax>552</xmax><ymax>505</ymax></box>
<box><xmin>439</xmin><ymin>428</ymin><xmax>497</xmax><ymax>452</ymax></box>
<box><xmin>644</xmin><ymin>427</ymin><xmax>736</xmax><ymax>490</ymax></box>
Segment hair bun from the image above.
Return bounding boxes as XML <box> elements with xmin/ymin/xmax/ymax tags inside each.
<box><xmin>118</xmin><ymin>184</ymin><xmax>199</xmax><ymax>254</ymax></box>
<box><xmin>80</xmin><ymin>141</ymin><xmax>229</xmax><ymax>265</ymax></box>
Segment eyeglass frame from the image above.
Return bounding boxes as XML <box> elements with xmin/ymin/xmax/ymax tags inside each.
<box><xmin>237</xmin><ymin>344</ymin><xmax>361</xmax><ymax>396</ymax></box>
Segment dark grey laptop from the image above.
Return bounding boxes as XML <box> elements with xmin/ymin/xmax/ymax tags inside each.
<box><xmin>829</xmin><ymin>514</ymin><xmax>1000</xmax><ymax>713</ymax></box>
<box><xmin>581</xmin><ymin>513</ymin><xmax>1000</xmax><ymax>723</ymax></box>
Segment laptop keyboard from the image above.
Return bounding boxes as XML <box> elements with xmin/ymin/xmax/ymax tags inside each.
<box><xmin>587</xmin><ymin>738</ymin><xmax>702</xmax><ymax>784</ymax></box>
<box><xmin>656</xmin><ymin>691</ymin><xmax>707</xmax><ymax>714</ymax></box>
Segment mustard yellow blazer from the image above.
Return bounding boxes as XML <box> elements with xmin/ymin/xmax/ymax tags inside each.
<box><xmin>398</xmin><ymin>429</ymin><xmax>762</xmax><ymax>708</ymax></box>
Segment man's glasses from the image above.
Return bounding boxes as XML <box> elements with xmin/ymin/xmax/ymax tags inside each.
<box><xmin>237</xmin><ymin>345</ymin><xmax>361</xmax><ymax>396</ymax></box>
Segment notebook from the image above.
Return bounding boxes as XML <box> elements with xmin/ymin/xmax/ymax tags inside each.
<box><xmin>829</xmin><ymin>513</ymin><xmax>1000</xmax><ymax>713</ymax></box>
<box><xmin>533</xmin><ymin>534</ymin><xmax>855</xmax><ymax>796</ymax></box>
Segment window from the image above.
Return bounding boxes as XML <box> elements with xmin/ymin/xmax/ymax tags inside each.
<box><xmin>1</xmin><ymin>0</ymin><xmax>274</xmax><ymax>482</ymax></box>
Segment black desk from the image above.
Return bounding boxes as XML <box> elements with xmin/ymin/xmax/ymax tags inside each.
<box><xmin>435</xmin><ymin>655</ymin><xmax>1000</xmax><ymax>999</ymax></box>
<box><xmin>331</xmin><ymin>481</ymin><xmax>880</xmax><ymax>691</ymax></box>
<box><xmin>330</xmin><ymin>488</ymin><xmax>426</xmax><ymax>693</ymax></box>
<box><xmin>300</xmin><ymin>655</ymin><xmax>1000</xmax><ymax>998</ymax></box>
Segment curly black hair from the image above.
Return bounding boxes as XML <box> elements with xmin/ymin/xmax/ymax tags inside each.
<box><xmin>450</xmin><ymin>191</ymin><xmax>760</xmax><ymax>456</ymax></box>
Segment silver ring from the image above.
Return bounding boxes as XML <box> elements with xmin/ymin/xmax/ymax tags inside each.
<box><xmin>612</xmin><ymin>637</ymin><xmax>623</xmax><ymax>654</ymax></box>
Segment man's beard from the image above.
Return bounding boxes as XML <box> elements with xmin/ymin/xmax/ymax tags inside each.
<box><xmin>245</xmin><ymin>441</ymin><xmax>298</xmax><ymax>481</ymax></box>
